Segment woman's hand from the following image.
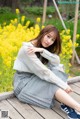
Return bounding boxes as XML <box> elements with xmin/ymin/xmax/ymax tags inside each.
<box><xmin>65</xmin><ymin>85</ymin><xmax>73</xmax><ymax>93</ymax></box>
<box><xmin>27</xmin><ymin>47</ymin><xmax>44</xmax><ymax>54</ymax></box>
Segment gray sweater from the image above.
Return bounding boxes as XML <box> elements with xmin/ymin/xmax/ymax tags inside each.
<box><xmin>13</xmin><ymin>42</ymin><xmax>68</xmax><ymax>90</ymax></box>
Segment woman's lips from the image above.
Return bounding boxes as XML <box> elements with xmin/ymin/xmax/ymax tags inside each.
<box><xmin>44</xmin><ymin>42</ymin><xmax>49</xmax><ymax>46</ymax></box>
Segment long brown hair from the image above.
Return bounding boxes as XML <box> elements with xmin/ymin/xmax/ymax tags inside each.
<box><xmin>32</xmin><ymin>25</ymin><xmax>61</xmax><ymax>64</ymax></box>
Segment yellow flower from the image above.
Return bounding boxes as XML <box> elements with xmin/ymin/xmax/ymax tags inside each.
<box><xmin>74</xmin><ymin>43</ymin><xmax>79</xmax><ymax>47</ymax></box>
<box><xmin>66</xmin><ymin>29</ymin><xmax>70</xmax><ymax>34</ymax></box>
<box><xmin>36</xmin><ymin>17</ymin><xmax>41</xmax><ymax>23</ymax></box>
<box><xmin>69</xmin><ymin>49</ymin><xmax>72</xmax><ymax>54</ymax></box>
<box><xmin>42</xmin><ymin>25</ymin><xmax>45</xmax><ymax>29</ymax></box>
<box><xmin>35</xmin><ymin>24</ymin><xmax>40</xmax><ymax>30</ymax></box>
<box><xmin>61</xmin><ymin>30</ymin><xmax>65</xmax><ymax>34</ymax></box>
<box><xmin>65</xmin><ymin>35</ymin><xmax>71</xmax><ymax>40</ymax></box>
<box><xmin>10</xmin><ymin>20</ymin><xmax>14</xmax><ymax>24</ymax></box>
<box><xmin>16</xmin><ymin>9</ymin><xmax>20</xmax><ymax>14</ymax></box>
<box><xmin>69</xmin><ymin>63</ymin><xmax>72</xmax><ymax>67</ymax></box>
<box><xmin>68</xmin><ymin>75</ymin><xmax>72</xmax><ymax>78</ymax></box>
<box><xmin>3</xmin><ymin>22</ymin><xmax>6</xmax><ymax>26</ymax></box>
<box><xmin>67</xmin><ymin>42</ymin><xmax>72</xmax><ymax>47</ymax></box>
<box><xmin>26</xmin><ymin>21</ymin><xmax>30</xmax><ymax>27</ymax></box>
<box><xmin>14</xmin><ymin>18</ymin><xmax>18</xmax><ymax>24</ymax></box>
<box><xmin>76</xmin><ymin>34</ymin><xmax>79</xmax><ymax>39</ymax></box>
<box><xmin>0</xmin><ymin>72</ymin><xmax>2</xmax><ymax>75</ymax></box>
<box><xmin>21</xmin><ymin>16</ymin><xmax>26</xmax><ymax>23</ymax></box>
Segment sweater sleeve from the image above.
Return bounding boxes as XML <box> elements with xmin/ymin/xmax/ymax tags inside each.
<box><xmin>18</xmin><ymin>45</ymin><xmax>68</xmax><ymax>90</ymax></box>
<box><xmin>40</xmin><ymin>49</ymin><xmax>60</xmax><ymax>66</ymax></box>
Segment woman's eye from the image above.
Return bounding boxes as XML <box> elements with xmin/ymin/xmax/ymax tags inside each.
<box><xmin>47</xmin><ymin>35</ymin><xmax>50</xmax><ymax>38</ymax></box>
<box><xmin>52</xmin><ymin>39</ymin><xmax>55</xmax><ymax>41</ymax></box>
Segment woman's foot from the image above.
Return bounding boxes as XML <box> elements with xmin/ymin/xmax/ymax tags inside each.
<box><xmin>60</xmin><ymin>104</ymin><xmax>80</xmax><ymax>119</ymax></box>
<box><xmin>68</xmin><ymin>111</ymin><xmax>80</xmax><ymax>119</ymax></box>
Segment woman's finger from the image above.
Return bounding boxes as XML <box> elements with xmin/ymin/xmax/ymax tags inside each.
<box><xmin>27</xmin><ymin>47</ymin><xmax>35</xmax><ymax>54</ymax></box>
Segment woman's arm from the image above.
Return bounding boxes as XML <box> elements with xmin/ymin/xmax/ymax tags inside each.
<box><xmin>17</xmin><ymin>45</ymin><xmax>69</xmax><ymax>90</ymax></box>
<box><xmin>25</xmin><ymin>46</ymin><xmax>60</xmax><ymax>66</ymax></box>
<box><xmin>40</xmin><ymin>49</ymin><xmax>60</xmax><ymax>65</ymax></box>
<box><xmin>27</xmin><ymin>46</ymin><xmax>65</xmax><ymax>72</ymax></box>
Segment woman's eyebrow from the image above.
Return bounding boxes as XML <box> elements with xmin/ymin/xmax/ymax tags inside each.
<box><xmin>48</xmin><ymin>33</ymin><xmax>54</xmax><ymax>38</ymax></box>
<box><xmin>48</xmin><ymin>33</ymin><xmax>52</xmax><ymax>37</ymax></box>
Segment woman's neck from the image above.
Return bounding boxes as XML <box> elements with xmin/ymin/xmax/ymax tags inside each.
<box><xmin>31</xmin><ymin>40</ymin><xmax>37</xmax><ymax>46</ymax></box>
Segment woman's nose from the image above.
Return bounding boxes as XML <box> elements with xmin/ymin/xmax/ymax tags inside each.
<box><xmin>47</xmin><ymin>39</ymin><xmax>51</xmax><ymax>43</ymax></box>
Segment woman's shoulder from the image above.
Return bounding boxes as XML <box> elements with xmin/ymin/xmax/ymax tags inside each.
<box><xmin>22</xmin><ymin>42</ymin><xmax>33</xmax><ymax>46</ymax></box>
<box><xmin>21</xmin><ymin>42</ymin><xmax>34</xmax><ymax>53</ymax></box>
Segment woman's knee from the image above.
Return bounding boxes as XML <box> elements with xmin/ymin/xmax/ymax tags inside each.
<box><xmin>54</xmin><ymin>88</ymin><xmax>65</xmax><ymax>98</ymax></box>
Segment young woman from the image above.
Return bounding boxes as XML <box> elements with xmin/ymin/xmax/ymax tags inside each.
<box><xmin>13</xmin><ymin>25</ymin><xmax>80</xmax><ymax>119</ymax></box>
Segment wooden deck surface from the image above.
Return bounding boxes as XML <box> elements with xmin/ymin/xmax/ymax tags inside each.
<box><xmin>0</xmin><ymin>82</ymin><xmax>80</xmax><ymax>119</ymax></box>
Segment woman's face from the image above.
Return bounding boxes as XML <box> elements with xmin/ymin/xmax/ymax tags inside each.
<box><xmin>41</xmin><ymin>31</ymin><xmax>56</xmax><ymax>48</ymax></box>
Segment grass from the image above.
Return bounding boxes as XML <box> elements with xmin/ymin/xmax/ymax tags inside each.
<box><xmin>0</xmin><ymin>12</ymin><xmax>17</xmax><ymax>25</ymax></box>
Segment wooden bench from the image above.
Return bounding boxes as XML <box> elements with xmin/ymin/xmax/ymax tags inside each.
<box><xmin>0</xmin><ymin>76</ymin><xmax>80</xmax><ymax>119</ymax></box>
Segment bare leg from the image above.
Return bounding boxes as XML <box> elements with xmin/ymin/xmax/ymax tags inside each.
<box><xmin>55</xmin><ymin>88</ymin><xmax>80</xmax><ymax>112</ymax></box>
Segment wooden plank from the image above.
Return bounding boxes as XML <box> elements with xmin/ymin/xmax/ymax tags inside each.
<box><xmin>52</xmin><ymin>101</ymin><xmax>67</xmax><ymax>119</ymax></box>
<box><xmin>8</xmin><ymin>98</ymin><xmax>43</xmax><ymax>119</ymax></box>
<box><xmin>69</xmin><ymin>83</ymin><xmax>80</xmax><ymax>102</ymax></box>
<box><xmin>69</xmin><ymin>91</ymin><xmax>80</xmax><ymax>102</ymax></box>
<box><xmin>0</xmin><ymin>91</ymin><xmax>14</xmax><ymax>101</ymax></box>
<box><xmin>67</xmin><ymin>76</ymin><xmax>80</xmax><ymax>84</ymax></box>
<box><xmin>70</xmin><ymin>84</ymin><xmax>80</xmax><ymax>95</ymax></box>
<box><xmin>74</xmin><ymin>82</ymin><xmax>80</xmax><ymax>88</ymax></box>
<box><xmin>32</xmin><ymin>105</ymin><xmax>64</xmax><ymax>119</ymax></box>
<box><xmin>0</xmin><ymin>100</ymin><xmax>24</xmax><ymax>119</ymax></box>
